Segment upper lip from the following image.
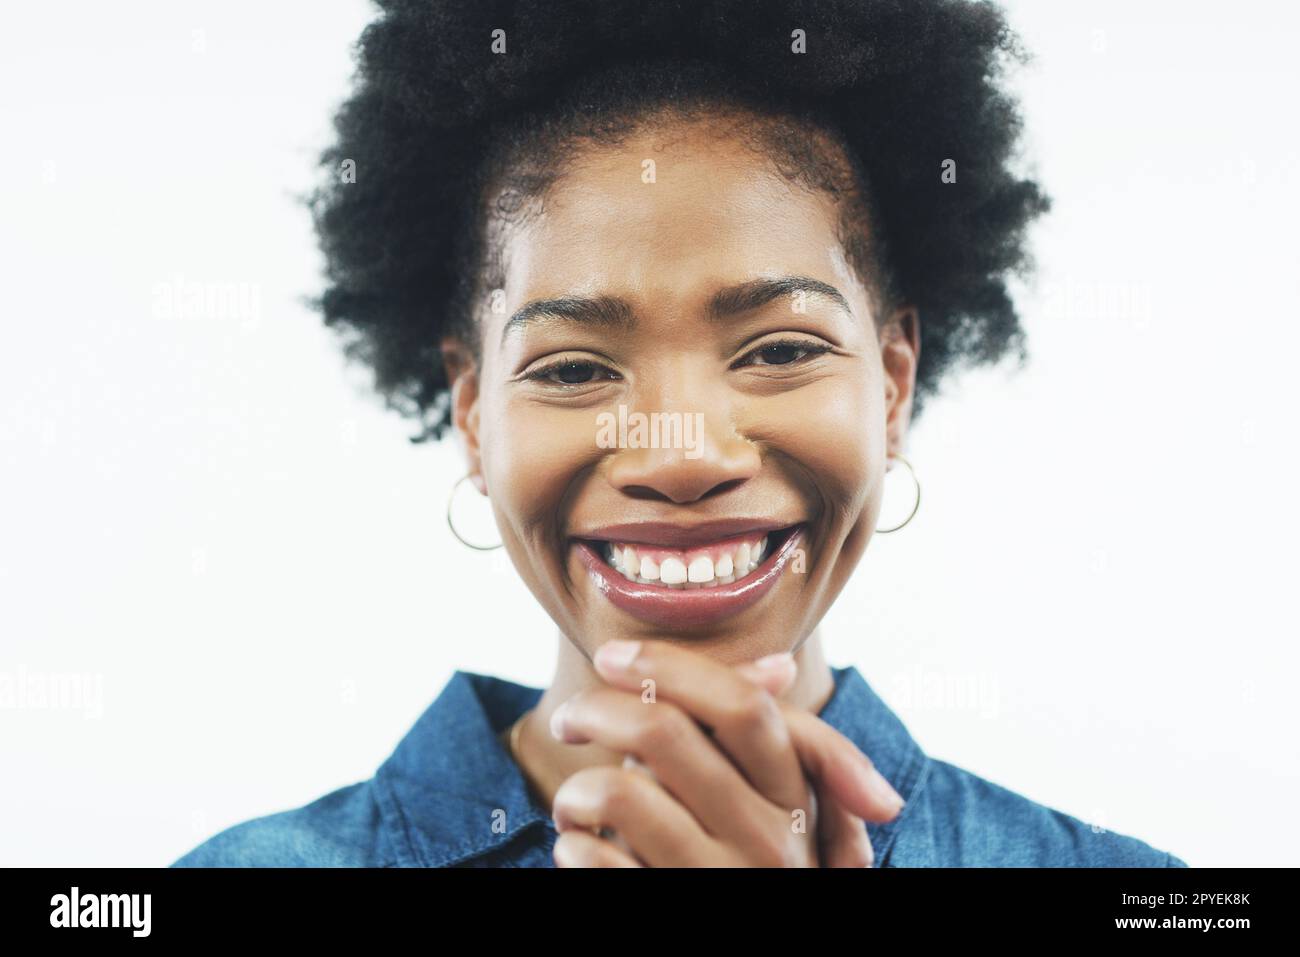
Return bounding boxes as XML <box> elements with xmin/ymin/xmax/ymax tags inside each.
<box><xmin>572</xmin><ymin>518</ymin><xmax>801</xmax><ymax>549</ymax></box>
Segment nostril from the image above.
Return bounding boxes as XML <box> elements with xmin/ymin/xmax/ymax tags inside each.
<box><xmin>620</xmin><ymin>477</ymin><xmax>749</xmax><ymax>505</ymax></box>
<box><xmin>607</xmin><ymin>442</ymin><xmax>761</xmax><ymax>504</ymax></box>
<box><xmin>703</xmin><ymin>478</ymin><xmax>747</xmax><ymax>499</ymax></box>
<box><xmin>621</xmin><ymin>485</ymin><xmax>675</xmax><ymax>502</ymax></box>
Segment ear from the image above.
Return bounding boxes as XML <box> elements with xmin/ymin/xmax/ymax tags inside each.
<box><xmin>441</xmin><ymin>337</ymin><xmax>486</xmax><ymax>495</ymax></box>
<box><xmin>879</xmin><ymin>304</ymin><xmax>920</xmax><ymax>458</ymax></box>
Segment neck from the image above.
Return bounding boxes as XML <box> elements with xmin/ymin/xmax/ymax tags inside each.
<box><xmin>508</xmin><ymin>629</ymin><xmax>835</xmax><ymax>813</ymax></box>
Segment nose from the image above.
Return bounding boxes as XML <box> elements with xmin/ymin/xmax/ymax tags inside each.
<box><xmin>604</xmin><ymin>406</ymin><xmax>761</xmax><ymax>505</ymax></box>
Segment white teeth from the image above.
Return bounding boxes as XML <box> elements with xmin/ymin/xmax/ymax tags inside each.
<box><xmin>599</xmin><ymin>531</ymin><xmax>787</xmax><ymax>588</ymax></box>
<box><xmin>687</xmin><ymin>555</ymin><xmax>714</xmax><ymax>583</ymax></box>
<box><xmin>736</xmin><ymin>543</ymin><xmax>751</xmax><ymax>572</ymax></box>
<box><xmin>617</xmin><ymin>546</ymin><xmax>636</xmax><ymax>580</ymax></box>
<box><xmin>659</xmin><ymin>557</ymin><xmax>688</xmax><ymax>585</ymax></box>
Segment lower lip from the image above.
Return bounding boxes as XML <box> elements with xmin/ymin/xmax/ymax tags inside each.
<box><xmin>573</xmin><ymin>526</ymin><xmax>805</xmax><ymax>629</ymax></box>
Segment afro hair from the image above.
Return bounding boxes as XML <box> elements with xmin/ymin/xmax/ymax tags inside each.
<box><xmin>307</xmin><ymin>0</ymin><xmax>1051</xmax><ymax>442</ymax></box>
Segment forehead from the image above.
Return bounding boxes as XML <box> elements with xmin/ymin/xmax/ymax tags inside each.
<box><xmin>494</xmin><ymin>123</ymin><xmax>869</xmax><ymax>322</ymax></box>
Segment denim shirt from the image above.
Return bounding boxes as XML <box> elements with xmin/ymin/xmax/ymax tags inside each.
<box><xmin>171</xmin><ymin>664</ymin><xmax>1188</xmax><ymax>867</ymax></box>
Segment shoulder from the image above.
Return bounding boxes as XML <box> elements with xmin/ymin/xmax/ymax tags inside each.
<box><xmin>169</xmin><ymin>778</ymin><xmax>388</xmax><ymax>867</ymax></box>
<box><xmin>888</xmin><ymin>757</ymin><xmax>1188</xmax><ymax>867</ymax></box>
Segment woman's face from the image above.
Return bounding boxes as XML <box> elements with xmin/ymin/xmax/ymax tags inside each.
<box><xmin>449</xmin><ymin>118</ymin><xmax>918</xmax><ymax>665</ymax></box>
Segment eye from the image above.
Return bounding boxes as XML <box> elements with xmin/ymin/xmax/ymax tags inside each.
<box><xmin>734</xmin><ymin>337</ymin><xmax>833</xmax><ymax>369</ymax></box>
<box><xmin>523</xmin><ymin>357</ymin><xmax>621</xmax><ymax>387</ymax></box>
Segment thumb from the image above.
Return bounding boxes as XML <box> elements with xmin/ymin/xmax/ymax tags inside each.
<box><xmin>733</xmin><ymin>652</ymin><xmax>799</xmax><ymax>698</ymax></box>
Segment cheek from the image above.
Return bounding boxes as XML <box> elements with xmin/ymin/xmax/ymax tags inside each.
<box><xmin>478</xmin><ymin>397</ymin><xmax>602</xmax><ymax>536</ymax></box>
<box><xmin>742</xmin><ymin>368</ymin><xmax>887</xmax><ymax>513</ymax></box>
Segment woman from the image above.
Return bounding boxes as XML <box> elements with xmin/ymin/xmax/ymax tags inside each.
<box><xmin>173</xmin><ymin>0</ymin><xmax>1186</xmax><ymax>867</ymax></box>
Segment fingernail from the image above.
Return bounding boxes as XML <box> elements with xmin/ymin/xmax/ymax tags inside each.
<box><xmin>596</xmin><ymin>639</ymin><xmax>642</xmax><ymax>671</ymax></box>
<box><xmin>865</xmin><ymin>764</ymin><xmax>906</xmax><ymax>811</ymax></box>
<box><xmin>753</xmin><ymin>652</ymin><xmax>794</xmax><ymax>670</ymax></box>
<box><xmin>549</xmin><ymin>702</ymin><xmax>569</xmax><ymax>740</ymax></box>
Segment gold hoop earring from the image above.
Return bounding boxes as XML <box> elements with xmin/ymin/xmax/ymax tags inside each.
<box><xmin>875</xmin><ymin>452</ymin><xmax>920</xmax><ymax>534</ymax></box>
<box><xmin>447</xmin><ymin>473</ymin><xmax>503</xmax><ymax>551</ymax></box>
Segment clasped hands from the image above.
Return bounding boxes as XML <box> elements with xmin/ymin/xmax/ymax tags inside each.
<box><xmin>548</xmin><ymin>639</ymin><xmax>905</xmax><ymax>867</ymax></box>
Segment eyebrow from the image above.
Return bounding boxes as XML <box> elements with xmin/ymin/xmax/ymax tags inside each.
<box><xmin>499</xmin><ymin>275</ymin><xmax>853</xmax><ymax>347</ymax></box>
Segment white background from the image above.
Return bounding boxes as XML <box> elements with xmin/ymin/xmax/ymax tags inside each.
<box><xmin>2</xmin><ymin>1</ymin><xmax>1296</xmax><ymax>867</ymax></box>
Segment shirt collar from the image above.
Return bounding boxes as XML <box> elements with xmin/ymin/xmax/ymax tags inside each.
<box><xmin>376</xmin><ymin>663</ymin><xmax>929</xmax><ymax>867</ymax></box>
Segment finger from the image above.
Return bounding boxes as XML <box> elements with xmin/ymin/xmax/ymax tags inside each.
<box><xmin>811</xmin><ymin>771</ymin><xmax>874</xmax><ymax>867</ymax></box>
<box><xmin>733</xmin><ymin>657</ymin><xmax>904</xmax><ymax>837</ymax></box>
<box><xmin>612</xmin><ymin>755</ymin><xmax>658</xmax><ymax>858</ymax></box>
<box><xmin>552</xmin><ymin>686</ymin><xmax>785</xmax><ymax>847</ymax></box>
<box><xmin>733</xmin><ymin>654</ymin><xmax>799</xmax><ymax>699</ymax></box>
<box><xmin>552</xmin><ymin>765</ymin><xmax>721</xmax><ymax>867</ymax></box>
<box><xmin>778</xmin><ymin>705</ymin><xmax>906</xmax><ymax>823</ymax></box>
<box><xmin>592</xmin><ymin>639</ymin><xmax>808</xmax><ymax>811</ymax></box>
<box><xmin>553</xmin><ymin>829</ymin><xmax>644</xmax><ymax>868</ymax></box>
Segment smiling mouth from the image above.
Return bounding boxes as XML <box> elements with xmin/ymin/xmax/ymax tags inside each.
<box><xmin>589</xmin><ymin>526</ymin><xmax>799</xmax><ymax>590</ymax></box>
<box><xmin>571</xmin><ymin>523</ymin><xmax>806</xmax><ymax>629</ymax></box>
